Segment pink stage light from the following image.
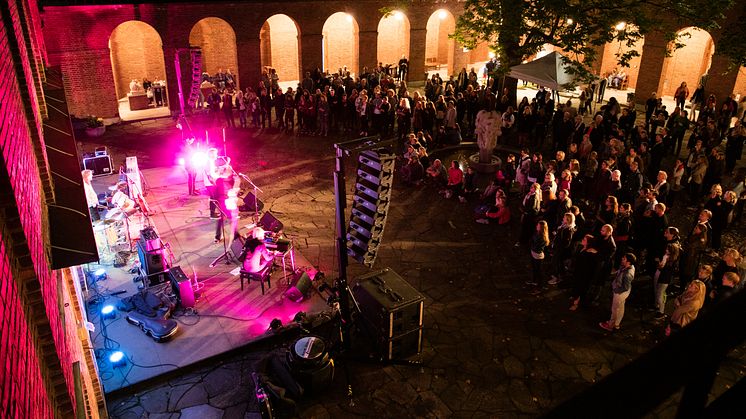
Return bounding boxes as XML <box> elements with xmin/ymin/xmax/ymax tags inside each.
<box><xmin>177</xmin><ymin>157</ymin><xmax>185</xmax><ymax>166</ymax></box>
<box><xmin>190</xmin><ymin>151</ymin><xmax>208</xmax><ymax>167</ymax></box>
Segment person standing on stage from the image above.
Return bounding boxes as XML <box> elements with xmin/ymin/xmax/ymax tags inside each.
<box><xmin>204</xmin><ymin>148</ymin><xmax>220</xmax><ymax>219</ymax></box>
<box><xmin>213</xmin><ymin>167</ymin><xmax>239</xmax><ymax>244</ymax></box>
<box><xmin>82</xmin><ymin>169</ymin><xmax>100</xmax><ymax>222</ymax></box>
<box><xmin>184</xmin><ymin>137</ymin><xmax>198</xmax><ymax>196</ymax></box>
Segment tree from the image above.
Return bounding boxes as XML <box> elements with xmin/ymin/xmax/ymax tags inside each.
<box><xmin>450</xmin><ymin>0</ymin><xmax>735</xmax><ymax>98</ymax></box>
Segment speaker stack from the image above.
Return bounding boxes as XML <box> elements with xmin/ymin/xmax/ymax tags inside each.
<box><xmin>187</xmin><ymin>48</ymin><xmax>202</xmax><ymax>108</ymax></box>
<box><xmin>137</xmin><ymin>227</ymin><xmax>169</xmax><ymax>287</ymax></box>
<box><xmin>352</xmin><ymin>268</ymin><xmax>424</xmax><ymax>361</ymax></box>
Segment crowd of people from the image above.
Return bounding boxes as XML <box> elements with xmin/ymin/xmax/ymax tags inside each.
<box><xmin>197</xmin><ymin>63</ymin><xmax>745</xmax><ymax>336</ymax></box>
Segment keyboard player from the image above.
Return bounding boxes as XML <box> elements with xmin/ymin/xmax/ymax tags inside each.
<box><xmin>242</xmin><ymin>227</ymin><xmax>274</xmax><ymax>274</ymax></box>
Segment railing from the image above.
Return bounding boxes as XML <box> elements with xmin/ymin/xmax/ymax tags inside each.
<box><xmin>544</xmin><ymin>288</ymin><xmax>746</xmax><ymax>419</ymax></box>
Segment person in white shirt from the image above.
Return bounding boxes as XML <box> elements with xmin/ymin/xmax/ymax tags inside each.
<box><xmin>82</xmin><ymin>170</ymin><xmax>101</xmax><ymax>222</ymax></box>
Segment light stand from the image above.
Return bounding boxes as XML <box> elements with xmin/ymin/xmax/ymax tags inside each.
<box><xmin>209</xmin><ymin>200</ymin><xmax>236</xmax><ymax>267</ymax></box>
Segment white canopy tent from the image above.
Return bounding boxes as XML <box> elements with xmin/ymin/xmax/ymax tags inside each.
<box><xmin>508</xmin><ymin>51</ymin><xmax>578</xmax><ymax>91</ymax></box>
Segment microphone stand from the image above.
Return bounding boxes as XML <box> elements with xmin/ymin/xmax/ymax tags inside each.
<box><xmin>232</xmin><ymin>168</ymin><xmax>263</xmax><ymax>224</ymax></box>
<box><xmin>209</xmin><ymin>198</ymin><xmax>237</xmax><ymax>267</ymax></box>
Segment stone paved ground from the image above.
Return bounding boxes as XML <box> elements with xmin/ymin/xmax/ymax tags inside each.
<box><xmin>91</xmin><ymin>118</ymin><xmax>745</xmax><ymax>418</ymax></box>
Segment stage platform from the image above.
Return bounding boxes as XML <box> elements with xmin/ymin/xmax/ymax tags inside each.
<box><xmin>87</xmin><ymin>167</ymin><xmax>330</xmax><ymax>394</ymax></box>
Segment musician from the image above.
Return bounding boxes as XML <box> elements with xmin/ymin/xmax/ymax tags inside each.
<box><xmin>242</xmin><ymin>227</ymin><xmax>274</xmax><ymax>275</ymax></box>
<box><xmin>213</xmin><ymin>167</ymin><xmax>239</xmax><ymax>243</ymax></box>
<box><xmin>82</xmin><ymin>170</ymin><xmax>101</xmax><ymax>222</ymax></box>
<box><xmin>184</xmin><ymin>137</ymin><xmax>198</xmax><ymax>196</ymax></box>
<box><xmin>111</xmin><ymin>181</ymin><xmax>137</xmax><ymax>214</ymax></box>
<box><xmin>204</xmin><ymin>148</ymin><xmax>220</xmax><ymax>218</ymax></box>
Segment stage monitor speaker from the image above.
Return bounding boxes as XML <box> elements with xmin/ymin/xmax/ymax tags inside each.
<box><xmin>284</xmin><ymin>271</ymin><xmax>313</xmax><ymax>303</ymax></box>
<box><xmin>241</xmin><ymin>192</ymin><xmax>264</xmax><ymax>212</ymax></box>
<box><xmin>83</xmin><ymin>155</ymin><xmax>113</xmax><ymax>177</ymax></box>
<box><xmin>137</xmin><ymin>239</ymin><xmax>167</xmax><ymax>287</ymax></box>
<box><xmin>259</xmin><ymin>211</ymin><xmax>283</xmax><ymax>233</ymax></box>
<box><xmin>169</xmin><ymin>266</ymin><xmax>195</xmax><ymax>308</ymax></box>
<box><xmin>230</xmin><ymin>234</ymin><xmax>247</xmax><ymax>262</ymax></box>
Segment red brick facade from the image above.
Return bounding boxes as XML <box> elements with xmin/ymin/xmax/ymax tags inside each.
<box><xmin>1</xmin><ymin>0</ymin><xmax>103</xmax><ymax>417</ymax></box>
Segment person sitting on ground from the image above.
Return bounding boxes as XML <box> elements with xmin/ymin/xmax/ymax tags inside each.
<box><xmin>401</xmin><ymin>155</ymin><xmax>424</xmax><ymax>186</ymax></box>
<box><xmin>446</xmin><ymin>160</ymin><xmax>466</xmax><ymax>202</ymax></box>
<box><xmin>476</xmin><ymin>194</ymin><xmax>511</xmax><ymax>225</ymax></box>
<box><xmin>425</xmin><ymin>158</ymin><xmax>447</xmax><ymax>187</ymax></box>
<box><xmin>665</xmin><ymin>279</ymin><xmax>706</xmax><ymax>336</ymax></box>
<box><xmin>463</xmin><ymin>166</ymin><xmax>477</xmax><ymax>194</ymax></box>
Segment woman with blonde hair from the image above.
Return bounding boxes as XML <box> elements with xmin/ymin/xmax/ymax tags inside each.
<box><xmin>517</xmin><ymin>183</ymin><xmax>542</xmax><ymax>247</ymax></box>
<box><xmin>665</xmin><ymin>279</ymin><xmax>706</xmax><ymax>336</ymax></box>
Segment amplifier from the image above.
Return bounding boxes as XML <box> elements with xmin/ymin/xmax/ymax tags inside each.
<box><xmin>140</xmin><ymin>227</ymin><xmax>162</xmax><ymax>252</ymax></box>
<box><xmin>353</xmin><ymin>268</ymin><xmax>424</xmax><ymax>347</ymax></box>
<box><xmin>83</xmin><ymin>155</ymin><xmax>112</xmax><ymax>177</ymax></box>
<box><xmin>169</xmin><ymin>266</ymin><xmax>195</xmax><ymax>308</ymax></box>
<box><xmin>382</xmin><ymin>327</ymin><xmax>423</xmax><ymax>361</ymax></box>
<box><xmin>137</xmin><ymin>239</ymin><xmax>168</xmax><ymax>287</ymax></box>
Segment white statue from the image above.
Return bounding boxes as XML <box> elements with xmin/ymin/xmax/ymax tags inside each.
<box><xmin>475</xmin><ymin>108</ymin><xmax>502</xmax><ymax>164</ymax></box>
<box><xmin>128</xmin><ymin>79</ymin><xmax>144</xmax><ymax>95</ymax></box>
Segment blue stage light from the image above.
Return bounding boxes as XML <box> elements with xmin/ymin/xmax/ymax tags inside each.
<box><xmin>109</xmin><ymin>351</ymin><xmax>126</xmax><ymax>368</ymax></box>
<box><xmin>101</xmin><ymin>305</ymin><xmax>116</xmax><ymax>319</ymax></box>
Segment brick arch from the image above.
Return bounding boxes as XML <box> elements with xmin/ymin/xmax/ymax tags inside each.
<box><xmin>260</xmin><ymin>14</ymin><xmax>301</xmax><ymax>85</ymax></box>
<box><xmin>322</xmin><ymin>12</ymin><xmax>360</xmax><ymax>76</ymax></box>
<box><xmin>425</xmin><ymin>9</ymin><xmax>456</xmax><ymax>76</ymax></box>
<box><xmin>189</xmin><ymin>17</ymin><xmax>240</xmax><ymax>88</ymax></box>
<box><xmin>109</xmin><ymin>20</ymin><xmax>167</xmax><ymax>101</ymax></box>
<box><xmin>660</xmin><ymin>27</ymin><xmax>715</xmax><ymax>96</ymax></box>
<box><xmin>377</xmin><ymin>11</ymin><xmax>410</xmax><ymax>67</ymax></box>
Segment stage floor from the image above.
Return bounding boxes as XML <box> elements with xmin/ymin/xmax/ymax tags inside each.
<box><xmin>88</xmin><ymin>167</ymin><xmax>330</xmax><ymax>393</ymax></box>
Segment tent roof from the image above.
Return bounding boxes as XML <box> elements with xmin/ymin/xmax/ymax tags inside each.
<box><xmin>508</xmin><ymin>51</ymin><xmax>576</xmax><ymax>91</ymax></box>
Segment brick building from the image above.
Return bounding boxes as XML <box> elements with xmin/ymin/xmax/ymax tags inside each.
<box><xmin>1</xmin><ymin>0</ymin><xmax>105</xmax><ymax>417</ymax></box>
<box><xmin>38</xmin><ymin>1</ymin><xmax>746</xmax><ymax>120</ymax></box>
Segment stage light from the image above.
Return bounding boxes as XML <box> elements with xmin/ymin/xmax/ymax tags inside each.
<box><xmin>93</xmin><ymin>268</ymin><xmax>107</xmax><ymax>281</ymax></box>
<box><xmin>438</xmin><ymin>10</ymin><xmax>448</xmax><ymax>20</ymax></box>
<box><xmin>109</xmin><ymin>351</ymin><xmax>126</xmax><ymax>368</ymax></box>
<box><xmin>178</xmin><ymin>157</ymin><xmax>185</xmax><ymax>166</ymax></box>
<box><xmin>101</xmin><ymin>305</ymin><xmax>116</xmax><ymax>319</ymax></box>
<box><xmin>567</xmin><ymin>19</ymin><xmax>573</xmax><ymax>25</ymax></box>
<box><xmin>488</xmin><ymin>51</ymin><xmax>496</xmax><ymax>59</ymax></box>
<box><xmin>615</xmin><ymin>21</ymin><xmax>626</xmax><ymax>31</ymax></box>
<box><xmin>190</xmin><ymin>151</ymin><xmax>208</xmax><ymax>168</ymax></box>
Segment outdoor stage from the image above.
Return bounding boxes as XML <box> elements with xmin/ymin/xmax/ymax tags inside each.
<box><xmin>87</xmin><ymin>167</ymin><xmax>330</xmax><ymax>394</ymax></box>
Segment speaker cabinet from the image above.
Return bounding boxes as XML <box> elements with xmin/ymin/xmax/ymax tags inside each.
<box><xmin>353</xmin><ymin>268</ymin><xmax>424</xmax><ymax>360</ymax></box>
<box><xmin>240</xmin><ymin>192</ymin><xmax>264</xmax><ymax>212</ymax></box>
<box><xmin>137</xmin><ymin>239</ymin><xmax>167</xmax><ymax>287</ymax></box>
<box><xmin>83</xmin><ymin>155</ymin><xmax>112</xmax><ymax>177</ymax></box>
<box><xmin>170</xmin><ymin>266</ymin><xmax>195</xmax><ymax>308</ymax></box>
<box><xmin>285</xmin><ymin>271</ymin><xmax>313</xmax><ymax>302</ymax></box>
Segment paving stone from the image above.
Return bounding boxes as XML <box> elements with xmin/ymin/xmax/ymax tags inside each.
<box><xmin>503</xmin><ymin>355</ymin><xmax>525</xmax><ymax>378</ymax></box>
<box><xmin>209</xmin><ymin>384</ymin><xmax>252</xmax><ymax>409</ymax></box>
<box><xmin>169</xmin><ymin>383</ymin><xmax>209</xmax><ymax>411</ymax></box>
<box><xmin>138</xmin><ymin>388</ymin><xmax>170</xmax><ymax>413</ymax></box>
<box><xmin>180</xmin><ymin>404</ymin><xmax>222</xmax><ymax>419</ymax></box>
<box><xmin>203</xmin><ymin>366</ymin><xmax>242</xmax><ymax>397</ymax></box>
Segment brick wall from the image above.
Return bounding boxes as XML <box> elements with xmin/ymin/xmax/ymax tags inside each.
<box><xmin>599</xmin><ymin>37</ymin><xmax>644</xmax><ymax>90</ymax></box>
<box><xmin>111</xmin><ymin>20</ymin><xmax>167</xmax><ymax>99</ymax></box>
<box><xmin>322</xmin><ymin>12</ymin><xmax>358</xmax><ymax>74</ymax></box>
<box><xmin>262</xmin><ymin>14</ymin><xmax>300</xmax><ymax>84</ymax></box>
<box><xmin>734</xmin><ymin>69</ymin><xmax>746</xmax><ymax>99</ymax></box>
<box><xmin>661</xmin><ymin>27</ymin><xmax>714</xmax><ymax>96</ymax></box>
<box><xmin>1</xmin><ymin>2</ymin><xmax>76</xmax><ymax>417</ymax></box>
<box><xmin>189</xmin><ymin>17</ymin><xmax>239</xmax><ymax>87</ymax></box>
<box><xmin>377</xmin><ymin>14</ymin><xmax>410</xmax><ymax>66</ymax></box>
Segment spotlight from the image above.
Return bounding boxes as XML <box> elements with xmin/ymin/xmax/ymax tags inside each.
<box><xmin>93</xmin><ymin>268</ymin><xmax>107</xmax><ymax>281</ymax></box>
<box><xmin>567</xmin><ymin>18</ymin><xmax>573</xmax><ymax>25</ymax></box>
<box><xmin>615</xmin><ymin>21</ymin><xmax>626</xmax><ymax>31</ymax></box>
<box><xmin>109</xmin><ymin>351</ymin><xmax>126</xmax><ymax>368</ymax></box>
<box><xmin>177</xmin><ymin>157</ymin><xmax>185</xmax><ymax>166</ymax></box>
<box><xmin>190</xmin><ymin>151</ymin><xmax>208</xmax><ymax>168</ymax></box>
<box><xmin>101</xmin><ymin>305</ymin><xmax>116</xmax><ymax>319</ymax></box>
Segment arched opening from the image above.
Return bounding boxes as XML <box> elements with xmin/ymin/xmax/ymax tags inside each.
<box><xmin>377</xmin><ymin>11</ymin><xmax>410</xmax><ymax>74</ymax></box>
<box><xmin>322</xmin><ymin>12</ymin><xmax>359</xmax><ymax>76</ymax></box>
<box><xmin>660</xmin><ymin>27</ymin><xmax>714</xmax><ymax>97</ymax></box>
<box><xmin>599</xmin><ymin>36</ymin><xmax>645</xmax><ymax>90</ymax></box>
<box><xmin>260</xmin><ymin>14</ymin><xmax>301</xmax><ymax>90</ymax></box>
<box><xmin>189</xmin><ymin>17</ymin><xmax>239</xmax><ymax>89</ymax></box>
<box><xmin>425</xmin><ymin>9</ymin><xmax>456</xmax><ymax>78</ymax></box>
<box><xmin>733</xmin><ymin>68</ymin><xmax>746</xmax><ymax>101</ymax></box>
<box><xmin>109</xmin><ymin>21</ymin><xmax>168</xmax><ymax>119</ymax></box>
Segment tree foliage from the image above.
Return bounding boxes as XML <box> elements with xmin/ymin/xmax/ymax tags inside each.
<box><xmin>450</xmin><ymin>0</ymin><xmax>735</xmax><ymax>83</ymax></box>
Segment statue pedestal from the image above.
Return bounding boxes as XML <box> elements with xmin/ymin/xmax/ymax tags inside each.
<box><xmin>468</xmin><ymin>152</ymin><xmax>501</xmax><ymax>174</ymax></box>
<box><xmin>128</xmin><ymin>94</ymin><xmax>149</xmax><ymax>110</ymax></box>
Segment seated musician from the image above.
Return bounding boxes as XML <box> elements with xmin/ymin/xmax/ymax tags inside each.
<box><xmin>111</xmin><ymin>181</ymin><xmax>137</xmax><ymax>214</ymax></box>
<box><xmin>242</xmin><ymin>227</ymin><xmax>274</xmax><ymax>275</ymax></box>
